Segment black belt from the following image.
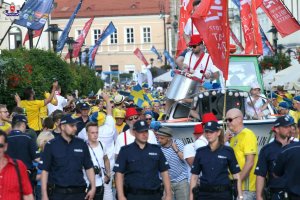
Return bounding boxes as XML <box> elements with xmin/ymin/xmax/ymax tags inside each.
<box><xmin>199</xmin><ymin>184</ymin><xmax>231</xmax><ymax>192</ymax></box>
<box><xmin>127</xmin><ymin>187</ymin><xmax>160</xmax><ymax>195</ymax></box>
<box><xmin>270</xmin><ymin>188</ymin><xmax>285</xmax><ymax>193</ymax></box>
<box><xmin>54</xmin><ymin>186</ymin><xmax>86</xmax><ymax>194</ymax></box>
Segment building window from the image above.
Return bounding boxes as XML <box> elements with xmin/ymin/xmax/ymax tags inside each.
<box><xmin>76</xmin><ymin>30</ymin><xmax>85</xmax><ymax>45</ymax></box>
<box><xmin>93</xmin><ymin>29</ymin><xmax>101</xmax><ymax>44</ymax></box>
<box><xmin>143</xmin><ymin>27</ymin><xmax>151</xmax><ymax>43</ymax></box>
<box><xmin>126</xmin><ymin>28</ymin><xmax>134</xmax><ymax>44</ymax></box>
<box><xmin>110</xmin><ymin>29</ymin><xmax>118</xmax><ymax>44</ymax></box>
<box><xmin>9</xmin><ymin>26</ymin><xmax>22</xmax><ymax>49</ymax></box>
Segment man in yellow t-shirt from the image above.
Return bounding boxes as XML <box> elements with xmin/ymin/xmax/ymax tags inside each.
<box><xmin>0</xmin><ymin>104</ymin><xmax>11</xmax><ymax>134</ymax></box>
<box><xmin>15</xmin><ymin>81</ymin><xmax>58</xmax><ymax>132</ymax></box>
<box><xmin>290</xmin><ymin>96</ymin><xmax>300</xmax><ymax>124</ymax></box>
<box><xmin>226</xmin><ymin>108</ymin><xmax>258</xmax><ymax>200</ymax></box>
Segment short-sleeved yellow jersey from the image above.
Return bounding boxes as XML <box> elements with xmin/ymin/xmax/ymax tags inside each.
<box><xmin>20</xmin><ymin>100</ymin><xmax>45</xmax><ymax>131</ymax></box>
<box><xmin>230</xmin><ymin>128</ymin><xmax>258</xmax><ymax>192</ymax></box>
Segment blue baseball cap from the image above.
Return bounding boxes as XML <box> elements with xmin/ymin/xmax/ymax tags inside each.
<box><xmin>278</xmin><ymin>102</ymin><xmax>290</xmax><ymax>110</ymax></box>
<box><xmin>60</xmin><ymin>114</ymin><xmax>79</xmax><ymax>125</ymax></box>
<box><xmin>80</xmin><ymin>103</ymin><xmax>90</xmax><ymax>110</ymax></box>
<box><xmin>294</xmin><ymin>96</ymin><xmax>300</xmax><ymax>102</ymax></box>
<box><xmin>274</xmin><ymin>115</ymin><xmax>294</xmax><ymax>127</ymax></box>
<box><xmin>12</xmin><ymin>115</ymin><xmax>28</xmax><ymax>124</ymax></box>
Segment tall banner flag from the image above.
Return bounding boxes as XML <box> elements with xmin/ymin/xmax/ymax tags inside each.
<box><xmin>65</xmin><ymin>17</ymin><xmax>94</xmax><ymax>59</ymax></box>
<box><xmin>56</xmin><ymin>0</ymin><xmax>82</xmax><ymax>52</ymax></box>
<box><xmin>14</xmin><ymin>0</ymin><xmax>53</xmax><ymax>30</ymax></box>
<box><xmin>240</xmin><ymin>0</ymin><xmax>263</xmax><ymax>54</ymax></box>
<box><xmin>176</xmin><ymin>0</ymin><xmax>193</xmax><ymax>57</ymax></box>
<box><xmin>163</xmin><ymin>50</ymin><xmax>176</xmax><ymax>70</ymax></box>
<box><xmin>133</xmin><ymin>48</ymin><xmax>149</xmax><ymax>66</ymax></box>
<box><xmin>260</xmin><ymin>0</ymin><xmax>300</xmax><ymax>37</ymax></box>
<box><xmin>88</xmin><ymin>21</ymin><xmax>116</xmax><ymax>67</ymax></box>
<box><xmin>23</xmin><ymin>27</ymin><xmax>43</xmax><ymax>45</ymax></box>
<box><xmin>229</xmin><ymin>27</ymin><xmax>244</xmax><ymax>51</ymax></box>
<box><xmin>150</xmin><ymin>46</ymin><xmax>162</xmax><ymax>61</ymax></box>
<box><xmin>192</xmin><ymin>0</ymin><xmax>230</xmax><ymax>80</ymax></box>
<box><xmin>259</xmin><ymin>25</ymin><xmax>274</xmax><ymax>56</ymax></box>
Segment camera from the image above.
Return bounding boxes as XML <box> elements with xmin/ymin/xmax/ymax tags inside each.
<box><xmin>93</xmin><ymin>166</ymin><xmax>101</xmax><ymax>176</ymax></box>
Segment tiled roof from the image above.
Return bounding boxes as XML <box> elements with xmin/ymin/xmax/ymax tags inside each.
<box><xmin>52</xmin><ymin>0</ymin><xmax>170</xmax><ymax>19</ymax></box>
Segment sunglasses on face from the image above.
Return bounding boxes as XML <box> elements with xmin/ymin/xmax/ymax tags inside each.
<box><xmin>128</xmin><ymin>116</ymin><xmax>139</xmax><ymax>121</ymax></box>
<box><xmin>0</xmin><ymin>143</ymin><xmax>5</xmax><ymax>148</ymax></box>
<box><xmin>225</xmin><ymin>116</ymin><xmax>239</xmax><ymax>123</ymax></box>
<box><xmin>145</xmin><ymin>118</ymin><xmax>152</xmax><ymax>121</ymax></box>
<box><xmin>189</xmin><ymin>45</ymin><xmax>198</xmax><ymax>48</ymax></box>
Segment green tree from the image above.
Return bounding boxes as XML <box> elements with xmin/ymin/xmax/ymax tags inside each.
<box><xmin>0</xmin><ymin>48</ymin><xmax>103</xmax><ymax>109</ymax></box>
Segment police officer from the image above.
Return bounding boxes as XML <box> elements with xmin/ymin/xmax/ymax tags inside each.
<box><xmin>190</xmin><ymin>121</ymin><xmax>243</xmax><ymax>200</ymax></box>
<box><xmin>273</xmin><ymin>138</ymin><xmax>300</xmax><ymax>200</ymax></box>
<box><xmin>76</xmin><ymin>103</ymin><xmax>90</xmax><ymax>135</ymax></box>
<box><xmin>113</xmin><ymin>120</ymin><xmax>172</xmax><ymax>200</ymax></box>
<box><xmin>7</xmin><ymin>114</ymin><xmax>39</xmax><ymax>188</ymax></box>
<box><xmin>255</xmin><ymin>115</ymin><xmax>294</xmax><ymax>200</ymax></box>
<box><xmin>39</xmin><ymin>114</ymin><xmax>96</xmax><ymax>200</ymax></box>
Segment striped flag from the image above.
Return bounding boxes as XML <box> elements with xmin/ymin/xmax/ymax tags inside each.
<box><xmin>56</xmin><ymin>0</ymin><xmax>82</xmax><ymax>52</ymax></box>
<box><xmin>88</xmin><ymin>21</ymin><xmax>116</xmax><ymax>67</ymax></box>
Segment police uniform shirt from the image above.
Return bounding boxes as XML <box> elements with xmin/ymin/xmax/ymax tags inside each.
<box><xmin>76</xmin><ymin>117</ymin><xmax>90</xmax><ymax>135</ymax></box>
<box><xmin>113</xmin><ymin>142</ymin><xmax>170</xmax><ymax>190</ymax></box>
<box><xmin>7</xmin><ymin>130</ymin><xmax>39</xmax><ymax>169</ymax></box>
<box><xmin>255</xmin><ymin>139</ymin><xmax>290</xmax><ymax>189</ymax></box>
<box><xmin>39</xmin><ymin>135</ymin><xmax>93</xmax><ymax>187</ymax></box>
<box><xmin>274</xmin><ymin>142</ymin><xmax>300</xmax><ymax>196</ymax></box>
<box><xmin>191</xmin><ymin>145</ymin><xmax>240</xmax><ymax>186</ymax></box>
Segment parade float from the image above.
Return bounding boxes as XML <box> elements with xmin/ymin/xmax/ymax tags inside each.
<box><xmin>162</xmin><ymin>55</ymin><xmax>276</xmax><ymax>151</ymax></box>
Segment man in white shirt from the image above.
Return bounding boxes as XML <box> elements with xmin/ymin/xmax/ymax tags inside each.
<box><xmin>84</xmin><ymin>122</ymin><xmax>110</xmax><ymax>200</ymax></box>
<box><xmin>183</xmin><ymin>35</ymin><xmax>220</xmax><ymax>83</ymax></box>
<box><xmin>78</xmin><ymin>93</ymin><xmax>117</xmax><ymax>200</ymax></box>
<box><xmin>47</xmin><ymin>85</ymin><xmax>71</xmax><ymax>115</ymax></box>
<box><xmin>114</xmin><ymin>107</ymin><xmax>157</xmax><ymax>157</ymax></box>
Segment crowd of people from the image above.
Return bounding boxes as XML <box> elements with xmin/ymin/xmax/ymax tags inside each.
<box><xmin>0</xmin><ymin>77</ymin><xmax>300</xmax><ymax>200</ymax></box>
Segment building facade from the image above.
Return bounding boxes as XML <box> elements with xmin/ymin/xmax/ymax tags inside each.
<box><xmin>51</xmin><ymin>0</ymin><xmax>172</xmax><ymax>74</ymax></box>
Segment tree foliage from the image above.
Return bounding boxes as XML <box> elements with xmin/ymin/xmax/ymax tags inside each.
<box><xmin>259</xmin><ymin>53</ymin><xmax>291</xmax><ymax>71</ymax></box>
<box><xmin>0</xmin><ymin>48</ymin><xmax>103</xmax><ymax>109</ymax></box>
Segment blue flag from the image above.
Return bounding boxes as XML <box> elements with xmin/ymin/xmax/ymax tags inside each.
<box><xmin>88</xmin><ymin>22</ymin><xmax>116</xmax><ymax>67</ymax></box>
<box><xmin>163</xmin><ymin>50</ymin><xmax>176</xmax><ymax>70</ymax></box>
<box><xmin>150</xmin><ymin>46</ymin><xmax>162</xmax><ymax>61</ymax></box>
<box><xmin>56</xmin><ymin>0</ymin><xmax>82</xmax><ymax>52</ymax></box>
<box><xmin>14</xmin><ymin>0</ymin><xmax>54</xmax><ymax>30</ymax></box>
<box><xmin>231</xmin><ymin>0</ymin><xmax>240</xmax><ymax>9</ymax></box>
<box><xmin>259</xmin><ymin>25</ymin><xmax>274</xmax><ymax>56</ymax></box>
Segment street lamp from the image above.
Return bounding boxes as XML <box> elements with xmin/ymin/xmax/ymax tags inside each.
<box><xmin>160</xmin><ymin>9</ymin><xmax>167</xmax><ymax>67</ymax></box>
<box><xmin>277</xmin><ymin>44</ymin><xmax>285</xmax><ymax>54</ymax></box>
<box><xmin>268</xmin><ymin>25</ymin><xmax>278</xmax><ymax>55</ymax></box>
<box><xmin>84</xmin><ymin>47</ymin><xmax>89</xmax><ymax>66</ymax></box>
<box><xmin>65</xmin><ymin>37</ymin><xmax>77</xmax><ymax>64</ymax></box>
<box><xmin>45</xmin><ymin>24</ymin><xmax>63</xmax><ymax>51</ymax></box>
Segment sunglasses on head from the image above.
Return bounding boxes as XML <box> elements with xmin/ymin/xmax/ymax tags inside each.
<box><xmin>0</xmin><ymin>143</ymin><xmax>5</xmax><ymax>148</ymax></box>
<box><xmin>128</xmin><ymin>116</ymin><xmax>139</xmax><ymax>121</ymax></box>
<box><xmin>225</xmin><ymin>116</ymin><xmax>239</xmax><ymax>123</ymax></box>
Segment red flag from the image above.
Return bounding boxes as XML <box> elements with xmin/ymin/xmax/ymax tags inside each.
<box><xmin>192</xmin><ymin>0</ymin><xmax>230</xmax><ymax>80</ymax></box>
<box><xmin>176</xmin><ymin>0</ymin><xmax>193</xmax><ymax>57</ymax></box>
<box><xmin>240</xmin><ymin>0</ymin><xmax>263</xmax><ymax>54</ymax></box>
<box><xmin>230</xmin><ymin>28</ymin><xmax>244</xmax><ymax>51</ymax></box>
<box><xmin>133</xmin><ymin>48</ymin><xmax>149</xmax><ymax>66</ymax></box>
<box><xmin>65</xmin><ymin>17</ymin><xmax>94</xmax><ymax>59</ymax></box>
<box><xmin>260</xmin><ymin>0</ymin><xmax>300</xmax><ymax>37</ymax></box>
<box><xmin>22</xmin><ymin>28</ymin><xmax>43</xmax><ymax>45</ymax></box>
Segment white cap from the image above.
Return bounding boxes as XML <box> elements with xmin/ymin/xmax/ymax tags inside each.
<box><xmin>251</xmin><ymin>82</ymin><xmax>260</xmax><ymax>90</ymax></box>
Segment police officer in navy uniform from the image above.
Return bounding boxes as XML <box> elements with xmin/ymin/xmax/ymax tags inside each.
<box><xmin>39</xmin><ymin>114</ymin><xmax>96</xmax><ymax>200</ymax></box>
<box><xmin>255</xmin><ymin>115</ymin><xmax>294</xmax><ymax>200</ymax></box>
<box><xmin>76</xmin><ymin>103</ymin><xmax>90</xmax><ymax>135</ymax></box>
<box><xmin>113</xmin><ymin>120</ymin><xmax>172</xmax><ymax>200</ymax></box>
<box><xmin>7</xmin><ymin>115</ymin><xmax>39</xmax><ymax>186</ymax></box>
<box><xmin>273</xmin><ymin>136</ymin><xmax>300</xmax><ymax>200</ymax></box>
<box><xmin>190</xmin><ymin>121</ymin><xmax>243</xmax><ymax>200</ymax></box>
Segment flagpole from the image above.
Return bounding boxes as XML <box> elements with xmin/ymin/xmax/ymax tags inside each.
<box><xmin>0</xmin><ymin>2</ymin><xmax>26</xmax><ymax>47</ymax></box>
<box><xmin>35</xmin><ymin>26</ymin><xmax>45</xmax><ymax>48</ymax></box>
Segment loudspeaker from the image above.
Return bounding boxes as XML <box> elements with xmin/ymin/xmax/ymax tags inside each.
<box><xmin>197</xmin><ymin>91</ymin><xmax>245</xmax><ymax>120</ymax></box>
